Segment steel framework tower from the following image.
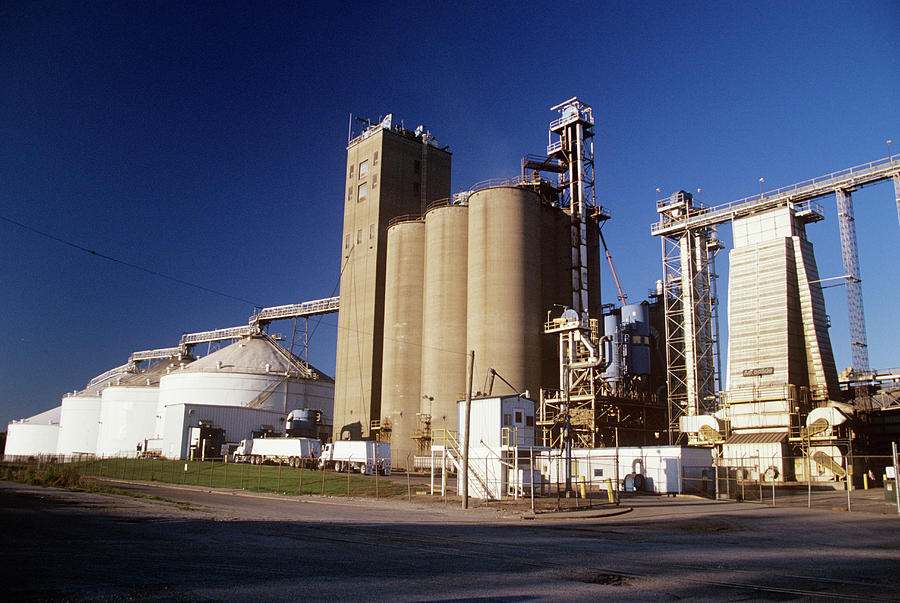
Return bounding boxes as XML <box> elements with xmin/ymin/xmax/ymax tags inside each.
<box><xmin>547</xmin><ymin>98</ymin><xmax>596</xmax><ymax>319</ymax></box>
<box><xmin>656</xmin><ymin>191</ymin><xmax>722</xmax><ymax>442</ymax></box>
<box><xmin>835</xmin><ymin>188</ymin><xmax>868</xmax><ymax>371</ymax></box>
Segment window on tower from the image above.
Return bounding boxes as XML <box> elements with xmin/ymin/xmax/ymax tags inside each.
<box><xmin>358</xmin><ymin>182</ymin><xmax>367</xmax><ymax>203</ymax></box>
<box><xmin>359</xmin><ymin>160</ymin><xmax>369</xmax><ymax>178</ymax></box>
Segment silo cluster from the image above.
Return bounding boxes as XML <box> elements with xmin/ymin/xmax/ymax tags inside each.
<box><xmin>380</xmin><ymin>186</ymin><xmax>603</xmax><ymax>466</ymax></box>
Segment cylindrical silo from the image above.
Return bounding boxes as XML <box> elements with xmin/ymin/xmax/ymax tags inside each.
<box><xmin>540</xmin><ymin>204</ymin><xmax>575</xmax><ymax>388</ymax></box>
<box><xmin>421</xmin><ymin>203</ymin><xmax>468</xmax><ymax>435</ymax></box>
<box><xmin>467</xmin><ymin>186</ymin><xmax>542</xmax><ymax>399</ymax></box>
<box><xmin>380</xmin><ymin>219</ymin><xmax>425</xmax><ymax>468</ymax></box>
<box><xmin>56</xmin><ymin>394</ymin><xmax>101</xmax><ymax>458</ymax></box>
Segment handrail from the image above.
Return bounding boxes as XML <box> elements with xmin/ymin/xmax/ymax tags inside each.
<box><xmin>652</xmin><ymin>154</ymin><xmax>900</xmax><ymax>236</ymax></box>
<box><xmin>386</xmin><ymin>214</ymin><xmax>424</xmax><ymax>228</ymax></box>
<box><xmin>250</xmin><ymin>296</ymin><xmax>340</xmax><ymax>325</ymax></box>
<box><xmin>87</xmin><ymin>363</ymin><xmax>135</xmax><ymax>387</ymax></box>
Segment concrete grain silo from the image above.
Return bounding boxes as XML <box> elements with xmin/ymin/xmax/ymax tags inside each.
<box><xmin>466</xmin><ymin>186</ymin><xmax>543</xmax><ymax>398</ymax></box>
<box><xmin>379</xmin><ymin>218</ymin><xmax>425</xmax><ymax>466</ymax></box>
<box><xmin>420</xmin><ymin>201</ymin><xmax>469</xmax><ymax>436</ymax></box>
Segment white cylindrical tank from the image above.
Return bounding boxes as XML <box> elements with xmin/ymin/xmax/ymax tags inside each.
<box><xmin>380</xmin><ymin>219</ymin><xmax>425</xmax><ymax>467</ymax></box>
<box><xmin>4</xmin><ymin>407</ymin><xmax>61</xmax><ymax>459</ymax></box>
<box><xmin>466</xmin><ymin>186</ymin><xmax>543</xmax><ymax>397</ymax></box>
<box><xmin>97</xmin><ymin>386</ymin><xmax>159</xmax><ymax>458</ymax></box>
<box><xmin>56</xmin><ymin>394</ymin><xmax>101</xmax><ymax>458</ymax></box>
<box><xmin>421</xmin><ymin>203</ymin><xmax>468</xmax><ymax>433</ymax></box>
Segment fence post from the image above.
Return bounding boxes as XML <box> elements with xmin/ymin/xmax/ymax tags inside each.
<box><xmin>257</xmin><ymin>462</ymin><xmax>262</xmax><ymax>491</ymax></box>
<box><xmin>298</xmin><ymin>467</ymin><xmax>303</xmax><ymax>496</ymax></box>
<box><xmin>277</xmin><ymin>464</ymin><xmax>282</xmax><ymax>493</ymax></box>
<box><xmin>321</xmin><ymin>463</ymin><xmax>326</xmax><ymax>496</ymax></box>
<box><xmin>530</xmin><ymin>447</ymin><xmax>535</xmax><ymax>514</ymax></box>
<box><xmin>346</xmin><ymin>461</ymin><xmax>350</xmax><ymax>497</ymax></box>
<box><xmin>406</xmin><ymin>453</ymin><xmax>411</xmax><ymax>502</ymax></box>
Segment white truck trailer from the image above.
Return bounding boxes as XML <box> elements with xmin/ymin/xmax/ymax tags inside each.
<box><xmin>233</xmin><ymin>437</ymin><xmax>321</xmax><ymax>468</ymax></box>
<box><xmin>318</xmin><ymin>441</ymin><xmax>391</xmax><ymax>475</ymax></box>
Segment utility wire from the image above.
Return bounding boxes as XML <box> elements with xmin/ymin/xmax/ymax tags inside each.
<box><xmin>1</xmin><ymin>214</ymin><xmax>261</xmax><ymax>307</ymax></box>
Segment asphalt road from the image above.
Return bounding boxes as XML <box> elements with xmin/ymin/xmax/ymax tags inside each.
<box><xmin>2</xmin><ymin>480</ymin><xmax>898</xmax><ymax>601</ymax></box>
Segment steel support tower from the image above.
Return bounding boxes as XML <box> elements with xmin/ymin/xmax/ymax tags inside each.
<box><xmin>835</xmin><ymin>188</ymin><xmax>869</xmax><ymax>371</ymax></box>
<box><xmin>656</xmin><ymin>191</ymin><xmax>722</xmax><ymax>443</ymax></box>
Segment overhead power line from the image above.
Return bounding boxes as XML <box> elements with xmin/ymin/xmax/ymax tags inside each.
<box><xmin>0</xmin><ymin>214</ymin><xmax>261</xmax><ymax>307</ymax></box>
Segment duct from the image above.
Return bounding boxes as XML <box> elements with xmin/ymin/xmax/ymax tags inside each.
<box><xmin>568</xmin><ymin>330</ymin><xmax>608</xmax><ymax>370</ymax></box>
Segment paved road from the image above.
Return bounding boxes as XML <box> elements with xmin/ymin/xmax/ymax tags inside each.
<box><xmin>1</xmin><ymin>480</ymin><xmax>898</xmax><ymax>601</ymax></box>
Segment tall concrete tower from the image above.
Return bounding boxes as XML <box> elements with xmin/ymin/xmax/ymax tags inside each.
<box><xmin>333</xmin><ymin>117</ymin><xmax>451</xmax><ymax>441</ymax></box>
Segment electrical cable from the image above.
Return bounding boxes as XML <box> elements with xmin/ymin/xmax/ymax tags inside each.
<box><xmin>0</xmin><ymin>214</ymin><xmax>261</xmax><ymax>307</ymax></box>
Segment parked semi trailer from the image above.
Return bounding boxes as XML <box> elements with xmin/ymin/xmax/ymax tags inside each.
<box><xmin>318</xmin><ymin>441</ymin><xmax>391</xmax><ymax>475</ymax></box>
<box><xmin>233</xmin><ymin>437</ymin><xmax>321</xmax><ymax>468</ymax></box>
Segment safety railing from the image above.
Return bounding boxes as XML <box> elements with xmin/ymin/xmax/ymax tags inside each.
<box><xmin>652</xmin><ymin>154</ymin><xmax>900</xmax><ymax>235</ymax></box>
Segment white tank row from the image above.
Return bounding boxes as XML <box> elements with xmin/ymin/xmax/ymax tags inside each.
<box><xmin>5</xmin><ymin>335</ymin><xmax>335</xmax><ymax>460</ymax></box>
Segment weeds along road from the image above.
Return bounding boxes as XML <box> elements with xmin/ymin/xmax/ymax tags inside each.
<box><xmin>1</xmin><ymin>479</ymin><xmax>898</xmax><ymax>601</ymax></box>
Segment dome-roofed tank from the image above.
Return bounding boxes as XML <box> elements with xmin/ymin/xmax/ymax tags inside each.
<box><xmin>156</xmin><ymin>334</ymin><xmax>334</xmax><ymax>435</ymax></box>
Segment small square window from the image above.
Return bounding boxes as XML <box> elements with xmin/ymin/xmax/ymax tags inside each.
<box><xmin>372</xmin><ymin>174</ymin><xmax>378</xmax><ymax>188</ymax></box>
<box><xmin>347</xmin><ymin>186</ymin><xmax>352</xmax><ymax>201</ymax></box>
<box><xmin>369</xmin><ymin>224</ymin><xmax>375</xmax><ymax>239</ymax></box>
<box><xmin>344</xmin><ymin>234</ymin><xmax>350</xmax><ymax>249</ymax></box>
<box><xmin>349</xmin><ymin>164</ymin><xmax>354</xmax><ymax>178</ymax></box>
<box><xmin>358</xmin><ymin>182</ymin><xmax>368</xmax><ymax>202</ymax></box>
<box><xmin>373</xmin><ymin>151</ymin><xmax>379</xmax><ymax>165</ymax></box>
<box><xmin>526</xmin><ymin>415</ymin><xmax>534</xmax><ymax>427</ymax></box>
<box><xmin>357</xmin><ymin>229</ymin><xmax>362</xmax><ymax>244</ymax></box>
<box><xmin>515</xmin><ymin>411</ymin><xmax>523</xmax><ymax>424</ymax></box>
<box><xmin>503</xmin><ymin>414</ymin><xmax>511</xmax><ymax>426</ymax></box>
<box><xmin>359</xmin><ymin>160</ymin><xmax>369</xmax><ymax>178</ymax></box>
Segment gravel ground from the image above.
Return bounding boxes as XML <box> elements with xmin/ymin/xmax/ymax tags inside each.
<box><xmin>2</xmin><ymin>479</ymin><xmax>898</xmax><ymax>601</ymax></box>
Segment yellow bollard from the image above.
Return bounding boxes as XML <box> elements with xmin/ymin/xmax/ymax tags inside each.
<box><xmin>863</xmin><ymin>472</ymin><xmax>869</xmax><ymax>490</ymax></box>
<box><xmin>606</xmin><ymin>478</ymin><xmax>616</xmax><ymax>503</ymax></box>
<box><xmin>579</xmin><ymin>475</ymin><xmax>587</xmax><ymax>499</ymax></box>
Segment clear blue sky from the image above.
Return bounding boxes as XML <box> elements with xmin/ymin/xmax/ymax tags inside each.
<box><xmin>2</xmin><ymin>1</ymin><xmax>898</xmax><ymax>426</ymax></box>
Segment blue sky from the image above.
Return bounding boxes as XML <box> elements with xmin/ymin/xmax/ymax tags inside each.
<box><xmin>1</xmin><ymin>1</ymin><xmax>898</xmax><ymax>426</ymax></box>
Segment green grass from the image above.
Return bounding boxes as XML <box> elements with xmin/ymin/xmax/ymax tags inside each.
<box><xmin>45</xmin><ymin>458</ymin><xmax>409</xmax><ymax>498</ymax></box>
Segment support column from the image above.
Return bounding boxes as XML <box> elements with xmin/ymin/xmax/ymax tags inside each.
<box><xmin>835</xmin><ymin>188</ymin><xmax>869</xmax><ymax>371</ymax></box>
<box><xmin>893</xmin><ymin>174</ymin><xmax>900</xmax><ymax>230</ymax></box>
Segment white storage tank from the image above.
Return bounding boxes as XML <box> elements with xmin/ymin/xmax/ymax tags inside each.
<box><xmin>4</xmin><ymin>407</ymin><xmax>61</xmax><ymax>460</ymax></box>
<box><xmin>96</xmin><ymin>359</ymin><xmax>182</xmax><ymax>458</ymax></box>
<box><xmin>56</xmin><ymin>394</ymin><xmax>102</xmax><ymax>458</ymax></box>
